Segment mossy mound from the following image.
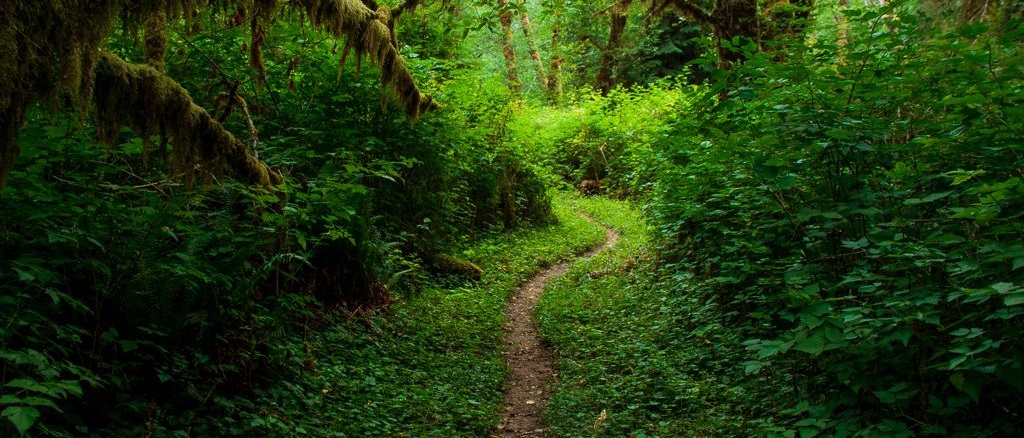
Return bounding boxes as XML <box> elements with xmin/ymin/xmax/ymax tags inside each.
<box><xmin>430</xmin><ymin>254</ymin><xmax>484</xmax><ymax>280</ymax></box>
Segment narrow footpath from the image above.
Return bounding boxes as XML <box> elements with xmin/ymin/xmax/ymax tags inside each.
<box><xmin>497</xmin><ymin>216</ymin><xmax>619</xmax><ymax>437</ymax></box>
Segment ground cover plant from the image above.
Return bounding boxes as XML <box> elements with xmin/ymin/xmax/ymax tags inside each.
<box><xmin>536</xmin><ymin>195</ymin><xmax>764</xmax><ymax>437</ymax></box>
<box><xmin>193</xmin><ymin>193</ymin><xmax>608</xmax><ymax>436</ymax></box>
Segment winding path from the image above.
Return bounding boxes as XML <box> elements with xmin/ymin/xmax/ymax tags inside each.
<box><xmin>497</xmin><ymin>218</ymin><xmax>619</xmax><ymax>437</ymax></box>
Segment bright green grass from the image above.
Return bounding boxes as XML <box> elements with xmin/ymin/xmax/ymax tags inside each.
<box><xmin>258</xmin><ymin>192</ymin><xmax>607</xmax><ymax>436</ymax></box>
<box><xmin>537</xmin><ymin>194</ymin><xmax>755</xmax><ymax>437</ymax></box>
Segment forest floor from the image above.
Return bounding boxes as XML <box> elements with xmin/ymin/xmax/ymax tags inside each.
<box><xmin>498</xmin><ymin>214</ymin><xmax>620</xmax><ymax>436</ymax></box>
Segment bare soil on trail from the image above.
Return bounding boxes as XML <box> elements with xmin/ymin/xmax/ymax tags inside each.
<box><xmin>497</xmin><ymin>222</ymin><xmax>619</xmax><ymax>437</ymax></box>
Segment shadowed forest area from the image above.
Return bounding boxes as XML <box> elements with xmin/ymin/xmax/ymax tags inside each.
<box><xmin>1</xmin><ymin>0</ymin><xmax>1023</xmax><ymax>436</ymax></box>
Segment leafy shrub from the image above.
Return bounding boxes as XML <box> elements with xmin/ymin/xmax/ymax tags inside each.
<box><xmin>649</xmin><ymin>10</ymin><xmax>1024</xmax><ymax>436</ymax></box>
<box><xmin>512</xmin><ymin>79</ymin><xmax>687</xmax><ymax>199</ymax></box>
<box><xmin>0</xmin><ymin>11</ymin><xmax>556</xmax><ymax>435</ymax></box>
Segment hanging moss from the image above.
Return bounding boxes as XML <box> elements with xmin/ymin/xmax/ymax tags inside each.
<box><xmin>291</xmin><ymin>0</ymin><xmax>440</xmax><ymax>119</ymax></box>
<box><xmin>0</xmin><ymin>0</ymin><xmax>437</xmax><ymax>191</ymax></box>
<box><xmin>94</xmin><ymin>51</ymin><xmax>281</xmax><ymax>187</ymax></box>
<box><xmin>247</xmin><ymin>0</ymin><xmax>277</xmax><ymax>83</ymax></box>
<box><xmin>0</xmin><ymin>0</ymin><xmax>121</xmax><ymax>191</ymax></box>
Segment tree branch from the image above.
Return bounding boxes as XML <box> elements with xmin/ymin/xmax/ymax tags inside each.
<box><xmin>94</xmin><ymin>52</ymin><xmax>282</xmax><ymax>188</ymax></box>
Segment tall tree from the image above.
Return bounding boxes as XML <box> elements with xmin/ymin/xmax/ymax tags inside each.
<box><xmin>547</xmin><ymin>3</ymin><xmax>565</xmax><ymax>102</ymax></box>
<box><xmin>520</xmin><ymin>12</ymin><xmax>549</xmax><ymax>88</ymax></box>
<box><xmin>498</xmin><ymin>0</ymin><xmax>523</xmax><ymax>91</ymax></box>
<box><xmin>595</xmin><ymin>0</ymin><xmax>634</xmax><ymax>95</ymax></box>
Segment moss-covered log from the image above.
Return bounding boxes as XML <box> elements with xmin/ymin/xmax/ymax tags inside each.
<box><xmin>430</xmin><ymin>254</ymin><xmax>484</xmax><ymax>280</ymax></box>
<box><xmin>94</xmin><ymin>52</ymin><xmax>281</xmax><ymax>187</ymax></box>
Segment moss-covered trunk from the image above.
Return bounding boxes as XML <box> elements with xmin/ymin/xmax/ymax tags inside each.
<box><xmin>498</xmin><ymin>0</ymin><xmax>523</xmax><ymax>92</ymax></box>
<box><xmin>547</xmin><ymin>3</ymin><xmax>564</xmax><ymax>103</ymax></box>
<box><xmin>520</xmin><ymin>13</ymin><xmax>548</xmax><ymax>89</ymax></box>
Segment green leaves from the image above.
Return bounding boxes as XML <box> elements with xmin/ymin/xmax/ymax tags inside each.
<box><xmin>2</xmin><ymin>406</ymin><xmax>40</xmax><ymax>436</ymax></box>
<box><xmin>792</xmin><ymin>322</ymin><xmax>845</xmax><ymax>355</ymax></box>
<box><xmin>0</xmin><ymin>378</ymin><xmax>82</xmax><ymax>435</ymax></box>
<box><xmin>643</xmin><ymin>3</ymin><xmax>1024</xmax><ymax>435</ymax></box>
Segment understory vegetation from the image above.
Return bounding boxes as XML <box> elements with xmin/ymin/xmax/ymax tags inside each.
<box><xmin>537</xmin><ymin>196</ymin><xmax>762</xmax><ymax>437</ymax></box>
<box><xmin>525</xmin><ymin>4</ymin><xmax>1024</xmax><ymax>438</ymax></box>
<box><xmin>3</xmin><ymin>0</ymin><xmax>1023</xmax><ymax>436</ymax></box>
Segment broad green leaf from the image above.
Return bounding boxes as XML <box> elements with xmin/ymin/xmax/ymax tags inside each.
<box><xmin>904</xmin><ymin>191</ymin><xmax>952</xmax><ymax>205</ymax></box>
<box><xmin>944</xmin><ymin>170</ymin><xmax>985</xmax><ymax>186</ymax></box>
<box><xmin>874</xmin><ymin>390</ymin><xmax>897</xmax><ymax>404</ymax></box>
<box><xmin>793</xmin><ymin>323</ymin><xmax>844</xmax><ymax>355</ymax></box>
<box><xmin>990</xmin><ymin>282</ymin><xmax>1018</xmax><ymax>294</ymax></box>
<box><xmin>1004</xmin><ymin>294</ymin><xmax>1024</xmax><ymax>306</ymax></box>
<box><xmin>2</xmin><ymin>406</ymin><xmax>40</xmax><ymax>435</ymax></box>
<box><xmin>890</xmin><ymin>328</ymin><xmax>912</xmax><ymax>346</ymax></box>
<box><xmin>20</xmin><ymin>397</ymin><xmax>59</xmax><ymax>411</ymax></box>
<box><xmin>4</xmin><ymin>379</ymin><xmax>48</xmax><ymax>395</ymax></box>
<box><xmin>948</xmin><ymin>355</ymin><xmax>968</xmax><ymax>370</ymax></box>
<box><xmin>949</xmin><ymin>373</ymin><xmax>982</xmax><ymax>402</ymax></box>
<box><xmin>825</xmin><ymin>128</ymin><xmax>855</xmax><ymax>140</ymax></box>
<box><xmin>775</xmin><ymin>175</ymin><xmax>798</xmax><ymax>189</ymax></box>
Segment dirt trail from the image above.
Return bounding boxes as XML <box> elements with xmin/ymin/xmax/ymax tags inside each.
<box><xmin>497</xmin><ymin>220</ymin><xmax>619</xmax><ymax>437</ymax></box>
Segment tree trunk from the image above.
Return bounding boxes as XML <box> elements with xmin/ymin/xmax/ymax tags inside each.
<box><xmin>498</xmin><ymin>0</ymin><xmax>522</xmax><ymax>92</ymax></box>
<box><xmin>596</xmin><ymin>0</ymin><xmax>633</xmax><ymax>96</ymax></box>
<box><xmin>142</xmin><ymin>2</ymin><xmax>168</xmax><ymax>71</ymax></box>
<box><xmin>520</xmin><ymin>13</ymin><xmax>548</xmax><ymax>88</ymax></box>
<box><xmin>711</xmin><ymin>0</ymin><xmax>759</xmax><ymax>69</ymax></box>
<box><xmin>0</xmin><ymin>103</ymin><xmax>24</xmax><ymax>192</ymax></box>
<box><xmin>547</xmin><ymin>4</ymin><xmax>564</xmax><ymax>102</ymax></box>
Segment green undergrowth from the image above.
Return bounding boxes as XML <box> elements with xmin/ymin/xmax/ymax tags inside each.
<box><xmin>254</xmin><ymin>192</ymin><xmax>607</xmax><ymax>436</ymax></box>
<box><xmin>538</xmin><ymin>195</ymin><xmax>758</xmax><ymax>437</ymax></box>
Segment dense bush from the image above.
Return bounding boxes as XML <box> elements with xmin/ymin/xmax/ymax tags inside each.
<box><xmin>649</xmin><ymin>10</ymin><xmax>1024</xmax><ymax>436</ymax></box>
<box><xmin>511</xmin><ymin>80</ymin><xmax>685</xmax><ymax>198</ymax></box>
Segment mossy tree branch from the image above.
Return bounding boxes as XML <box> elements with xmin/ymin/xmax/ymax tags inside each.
<box><xmin>94</xmin><ymin>51</ymin><xmax>282</xmax><ymax>188</ymax></box>
<box><xmin>1</xmin><ymin>0</ymin><xmax>439</xmax><ymax>192</ymax></box>
<box><xmin>292</xmin><ymin>0</ymin><xmax>441</xmax><ymax>118</ymax></box>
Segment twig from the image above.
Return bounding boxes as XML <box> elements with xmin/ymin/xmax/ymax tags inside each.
<box><xmin>174</xmin><ymin>28</ymin><xmax>234</xmax><ymax>86</ymax></box>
